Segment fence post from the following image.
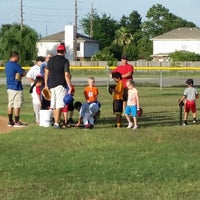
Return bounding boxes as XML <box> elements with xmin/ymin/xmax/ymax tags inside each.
<box><xmin>160</xmin><ymin>62</ymin><xmax>163</xmax><ymax>90</ymax></box>
<box><xmin>106</xmin><ymin>65</ymin><xmax>109</xmax><ymax>89</ymax></box>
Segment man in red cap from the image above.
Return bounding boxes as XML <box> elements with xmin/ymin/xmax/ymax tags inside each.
<box><xmin>111</xmin><ymin>54</ymin><xmax>134</xmax><ymax>112</ymax></box>
<box><xmin>44</xmin><ymin>43</ymin><xmax>72</xmax><ymax>128</ymax></box>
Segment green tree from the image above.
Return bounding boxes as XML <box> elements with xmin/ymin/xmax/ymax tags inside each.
<box><xmin>142</xmin><ymin>4</ymin><xmax>196</xmax><ymax>38</ymax></box>
<box><xmin>80</xmin><ymin>12</ymin><xmax>119</xmax><ymax>49</ymax></box>
<box><xmin>120</xmin><ymin>10</ymin><xmax>142</xmax><ymax>34</ymax></box>
<box><xmin>91</xmin><ymin>47</ymin><xmax>117</xmax><ymax>66</ymax></box>
<box><xmin>112</xmin><ymin>27</ymin><xmax>133</xmax><ymax>54</ymax></box>
<box><xmin>0</xmin><ymin>23</ymin><xmax>39</xmax><ymax>65</ymax></box>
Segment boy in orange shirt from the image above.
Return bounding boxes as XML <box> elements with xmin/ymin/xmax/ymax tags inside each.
<box><xmin>112</xmin><ymin>72</ymin><xmax>124</xmax><ymax>128</ymax></box>
<box><xmin>84</xmin><ymin>77</ymin><xmax>100</xmax><ymax>123</ymax></box>
<box><xmin>84</xmin><ymin>77</ymin><xmax>99</xmax><ymax>103</ymax></box>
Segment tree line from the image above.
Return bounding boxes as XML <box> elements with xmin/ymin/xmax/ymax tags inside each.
<box><xmin>0</xmin><ymin>4</ymin><xmax>197</xmax><ymax>65</ymax></box>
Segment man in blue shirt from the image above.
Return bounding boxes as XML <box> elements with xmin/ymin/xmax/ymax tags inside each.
<box><xmin>5</xmin><ymin>51</ymin><xmax>26</xmax><ymax>127</ymax></box>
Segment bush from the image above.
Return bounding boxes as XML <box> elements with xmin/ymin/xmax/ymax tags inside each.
<box><xmin>169</xmin><ymin>50</ymin><xmax>200</xmax><ymax>61</ymax></box>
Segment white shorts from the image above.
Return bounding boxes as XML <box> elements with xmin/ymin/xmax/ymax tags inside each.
<box><xmin>50</xmin><ymin>85</ymin><xmax>66</xmax><ymax>109</ymax></box>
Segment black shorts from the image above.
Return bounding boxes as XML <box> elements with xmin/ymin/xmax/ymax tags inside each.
<box><xmin>68</xmin><ymin>102</ymin><xmax>74</xmax><ymax>111</ymax></box>
<box><xmin>123</xmin><ymin>88</ymin><xmax>128</xmax><ymax>101</ymax></box>
<box><xmin>113</xmin><ymin>99</ymin><xmax>123</xmax><ymax>114</ymax></box>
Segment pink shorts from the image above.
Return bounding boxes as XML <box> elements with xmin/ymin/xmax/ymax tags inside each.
<box><xmin>185</xmin><ymin>100</ymin><xmax>196</xmax><ymax>113</ymax></box>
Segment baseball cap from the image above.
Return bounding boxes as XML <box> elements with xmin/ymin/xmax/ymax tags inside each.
<box><xmin>121</xmin><ymin>55</ymin><xmax>128</xmax><ymax>60</ymax></box>
<box><xmin>57</xmin><ymin>44</ymin><xmax>66</xmax><ymax>52</ymax></box>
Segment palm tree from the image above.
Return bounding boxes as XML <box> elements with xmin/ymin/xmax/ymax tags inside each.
<box><xmin>112</xmin><ymin>27</ymin><xmax>133</xmax><ymax>54</ymax></box>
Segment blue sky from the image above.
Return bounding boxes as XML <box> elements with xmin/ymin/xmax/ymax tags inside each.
<box><xmin>1</xmin><ymin>0</ymin><xmax>200</xmax><ymax>37</ymax></box>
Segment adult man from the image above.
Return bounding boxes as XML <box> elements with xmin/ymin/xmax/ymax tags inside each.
<box><xmin>5</xmin><ymin>51</ymin><xmax>26</xmax><ymax>127</ymax></box>
<box><xmin>26</xmin><ymin>56</ymin><xmax>45</xmax><ymax>85</ymax></box>
<box><xmin>111</xmin><ymin>55</ymin><xmax>134</xmax><ymax>111</ymax></box>
<box><xmin>45</xmin><ymin>44</ymin><xmax>72</xmax><ymax>128</ymax></box>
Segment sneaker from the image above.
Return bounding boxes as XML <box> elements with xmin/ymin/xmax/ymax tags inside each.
<box><xmin>53</xmin><ymin>124</ymin><xmax>60</xmax><ymax>129</ymax></box>
<box><xmin>133</xmin><ymin>125</ymin><xmax>138</xmax><ymax>129</ymax></box>
<box><xmin>13</xmin><ymin>122</ymin><xmax>26</xmax><ymax>127</ymax></box>
<box><xmin>182</xmin><ymin>122</ymin><xmax>188</xmax><ymax>126</ymax></box>
<box><xmin>68</xmin><ymin>118</ymin><xmax>74</xmax><ymax>124</ymax></box>
<box><xmin>84</xmin><ymin>124</ymin><xmax>90</xmax><ymax>129</ymax></box>
<box><xmin>193</xmin><ymin>120</ymin><xmax>197</xmax><ymax>124</ymax></box>
<box><xmin>127</xmin><ymin>123</ymin><xmax>133</xmax><ymax>129</ymax></box>
<box><xmin>8</xmin><ymin>121</ymin><xmax>14</xmax><ymax>127</ymax></box>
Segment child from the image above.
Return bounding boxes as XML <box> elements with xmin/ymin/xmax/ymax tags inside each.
<box><xmin>124</xmin><ymin>79</ymin><xmax>140</xmax><ymax>129</ymax></box>
<box><xmin>29</xmin><ymin>76</ymin><xmax>44</xmax><ymax>124</ymax></box>
<box><xmin>83</xmin><ymin>76</ymin><xmax>100</xmax><ymax>123</ymax></box>
<box><xmin>84</xmin><ymin>77</ymin><xmax>99</xmax><ymax>103</ymax></box>
<box><xmin>61</xmin><ymin>82</ymin><xmax>75</xmax><ymax>127</ymax></box>
<box><xmin>112</xmin><ymin>72</ymin><xmax>124</xmax><ymax>128</ymax></box>
<box><xmin>178</xmin><ymin>79</ymin><xmax>199</xmax><ymax>125</ymax></box>
<box><xmin>74</xmin><ymin>101</ymin><xmax>99</xmax><ymax>129</ymax></box>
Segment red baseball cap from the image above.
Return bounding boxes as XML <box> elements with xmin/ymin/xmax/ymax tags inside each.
<box><xmin>57</xmin><ymin>44</ymin><xmax>66</xmax><ymax>52</ymax></box>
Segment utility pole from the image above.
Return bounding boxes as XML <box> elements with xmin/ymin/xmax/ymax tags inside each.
<box><xmin>73</xmin><ymin>0</ymin><xmax>78</xmax><ymax>61</ymax></box>
<box><xmin>20</xmin><ymin>0</ymin><xmax>24</xmax><ymax>29</ymax></box>
<box><xmin>90</xmin><ymin>3</ymin><xmax>94</xmax><ymax>37</ymax></box>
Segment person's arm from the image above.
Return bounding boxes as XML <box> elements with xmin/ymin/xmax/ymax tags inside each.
<box><xmin>75</xmin><ymin>116</ymin><xmax>83</xmax><ymax>127</ymax></box>
<box><xmin>122</xmin><ymin>71</ymin><xmax>133</xmax><ymax>79</ymax></box>
<box><xmin>44</xmin><ymin>68</ymin><xmax>49</xmax><ymax>88</ymax></box>
<box><xmin>136</xmin><ymin>92</ymin><xmax>140</xmax><ymax>110</ymax></box>
<box><xmin>122</xmin><ymin>64</ymin><xmax>134</xmax><ymax>78</ymax></box>
<box><xmin>64</xmin><ymin>60</ymin><xmax>72</xmax><ymax>94</ymax></box>
<box><xmin>65</xmin><ymin>72</ymin><xmax>72</xmax><ymax>94</ymax></box>
<box><xmin>178</xmin><ymin>95</ymin><xmax>186</xmax><ymax>104</ymax></box>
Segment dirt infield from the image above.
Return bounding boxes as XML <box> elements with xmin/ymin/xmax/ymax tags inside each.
<box><xmin>0</xmin><ymin>116</ymin><xmax>26</xmax><ymax>134</ymax></box>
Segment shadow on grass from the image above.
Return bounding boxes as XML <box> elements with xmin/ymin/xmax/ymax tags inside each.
<box><xmin>95</xmin><ymin>111</ymin><xmax>179</xmax><ymax>128</ymax></box>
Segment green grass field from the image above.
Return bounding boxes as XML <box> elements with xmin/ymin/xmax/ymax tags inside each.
<box><xmin>0</xmin><ymin>84</ymin><xmax>200</xmax><ymax>200</ymax></box>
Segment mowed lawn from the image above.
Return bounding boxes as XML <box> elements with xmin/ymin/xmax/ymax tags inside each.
<box><xmin>0</xmin><ymin>83</ymin><xmax>200</xmax><ymax>200</ymax></box>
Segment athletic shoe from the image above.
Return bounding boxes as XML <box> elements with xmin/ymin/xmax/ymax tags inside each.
<box><xmin>127</xmin><ymin>123</ymin><xmax>133</xmax><ymax>129</ymax></box>
<box><xmin>53</xmin><ymin>124</ymin><xmax>60</xmax><ymax>129</ymax></box>
<box><xmin>13</xmin><ymin>122</ymin><xmax>26</xmax><ymax>127</ymax></box>
<box><xmin>182</xmin><ymin>122</ymin><xmax>188</xmax><ymax>126</ymax></box>
<box><xmin>7</xmin><ymin>121</ymin><xmax>14</xmax><ymax>127</ymax></box>
<box><xmin>193</xmin><ymin>120</ymin><xmax>197</xmax><ymax>124</ymax></box>
<box><xmin>133</xmin><ymin>125</ymin><xmax>138</xmax><ymax>129</ymax></box>
<box><xmin>84</xmin><ymin>124</ymin><xmax>90</xmax><ymax>129</ymax></box>
<box><xmin>68</xmin><ymin>118</ymin><xmax>74</xmax><ymax>124</ymax></box>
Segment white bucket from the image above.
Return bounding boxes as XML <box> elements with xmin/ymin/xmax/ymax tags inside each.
<box><xmin>39</xmin><ymin>110</ymin><xmax>53</xmax><ymax>127</ymax></box>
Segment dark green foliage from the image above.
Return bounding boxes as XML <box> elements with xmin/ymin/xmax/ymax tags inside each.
<box><xmin>170</xmin><ymin>51</ymin><xmax>200</xmax><ymax>61</ymax></box>
<box><xmin>0</xmin><ymin>23</ymin><xmax>39</xmax><ymax>65</ymax></box>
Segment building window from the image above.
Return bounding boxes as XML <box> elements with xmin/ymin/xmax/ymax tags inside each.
<box><xmin>77</xmin><ymin>43</ymin><xmax>80</xmax><ymax>51</ymax></box>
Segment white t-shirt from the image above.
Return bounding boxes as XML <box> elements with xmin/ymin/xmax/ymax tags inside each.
<box><xmin>31</xmin><ymin>86</ymin><xmax>41</xmax><ymax>105</ymax></box>
<box><xmin>26</xmin><ymin>65</ymin><xmax>41</xmax><ymax>81</ymax></box>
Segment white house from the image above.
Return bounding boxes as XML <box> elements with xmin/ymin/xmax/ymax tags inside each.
<box><xmin>151</xmin><ymin>27</ymin><xmax>200</xmax><ymax>61</ymax></box>
<box><xmin>36</xmin><ymin>25</ymin><xmax>99</xmax><ymax>61</ymax></box>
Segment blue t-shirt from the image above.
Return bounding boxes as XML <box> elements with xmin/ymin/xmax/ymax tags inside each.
<box><xmin>5</xmin><ymin>61</ymin><xmax>25</xmax><ymax>91</ymax></box>
<box><xmin>40</xmin><ymin>62</ymin><xmax>47</xmax><ymax>77</ymax></box>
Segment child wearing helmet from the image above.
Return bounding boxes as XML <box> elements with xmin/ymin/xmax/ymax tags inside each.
<box><xmin>178</xmin><ymin>79</ymin><xmax>199</xmax><ymax>125</ymax></box>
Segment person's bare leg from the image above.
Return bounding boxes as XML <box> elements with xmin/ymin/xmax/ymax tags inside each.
<box><xmin>54</xmin><ymin>108</ymin><xmax>62</xmax><ymax>124</ymax></box>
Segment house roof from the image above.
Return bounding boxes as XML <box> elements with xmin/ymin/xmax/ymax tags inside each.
<box><xmin>152</xmin><ymin>27</ymin><xmax>200</xmax><ymax>40</ymax></box>
<box><xmin>38</xmin><ymin>31</ymin><xmax>98</xmax><ymax>43</ymax></box>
